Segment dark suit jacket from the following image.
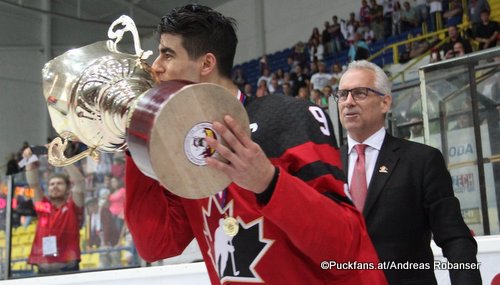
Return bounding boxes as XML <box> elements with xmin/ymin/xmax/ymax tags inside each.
<box><xmin>341</xmin><ymin>133</ymin><xmax>481</xmax><ymax>285</ymax></box>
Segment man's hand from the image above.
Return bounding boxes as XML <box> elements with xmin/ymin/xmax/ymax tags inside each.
<box><xmin>205</xmin><ymin>115</ymin><xmax>275</xmax><ymax>194</ymax></box>
<box><xmin>22</xmin><ymin>147</ymin><xmax>39</xmax><ymax>171</ymax></box>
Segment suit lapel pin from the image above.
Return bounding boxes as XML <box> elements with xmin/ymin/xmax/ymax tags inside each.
<box><xmin>378</xmin><ymin>166</ymin><xmax>389</xmax><ymax>173</ymax></box>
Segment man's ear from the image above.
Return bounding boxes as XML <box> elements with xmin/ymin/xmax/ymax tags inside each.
<box><xmin>381</xmin><ymin>94</ymin><xmax>392</xmax><ymax>114</ymax></box>
<box><xmin>200</xmin><ymin>53</ymin><xmax>217</xmax><ymax>76</ymax></box>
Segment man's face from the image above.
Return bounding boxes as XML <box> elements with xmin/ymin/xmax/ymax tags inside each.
<box><xmin>283</xmin><ymin>84</ymin><xmax>291</xmax><ymax>94</ymax></box>
<box><xmin>448</xmin><ymin>26</ymin><xmax>457</xmax><ymax>38</ymax></box>
<box><xmin>152</xmin><ymin>33</ymin><xmax>204</xmax><ymax>83</ymax></box>
<box><xmin>322</xmin><ymin>86</ymin><xmax>333</xmax><ymax>96</ymax></box>
<box><xmin>338</xmin><ymin>68</ymin><xmax>392</xmax><ymax>142</ymax></box>
<box><xmin>480</xmin><ymin>12</ymin><xmax>490</xmax><ymax>23</ymax></box>
<box><xmin>48</xmin><ymin>177</ymin><xmax>69</xmax><ymax>200</ymax></box>
<box><xmin>453</xmin><ymin>42</ymin><xmax>465</xmax><ymax>55</ymax></box>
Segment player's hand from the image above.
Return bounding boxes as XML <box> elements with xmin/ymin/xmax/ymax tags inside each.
<box><xmin>205</xmin><ymin>115</ymin><xmax>275</xmax><ymax>194</ymax></box>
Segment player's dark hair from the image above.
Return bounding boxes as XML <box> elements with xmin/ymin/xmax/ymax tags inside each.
<box><xmin>157</xmin><ymin>4</ymin><xmax>238</xmax><ymax>78</ymax></box>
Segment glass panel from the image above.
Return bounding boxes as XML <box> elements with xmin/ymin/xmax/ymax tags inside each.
<box><xmin>420</xmin><ymin>51</ymin><xmax>500</xmax><ymax>236</ymax></box>
<box><xmin>391</xmin><ymin>83</ymin><xmax>424</xmax><ymax>141</ymax></box>
<box><xmin>2</xmin><ymin>148</ymin><xmax>143</xmax><ymax>279</ymax></box>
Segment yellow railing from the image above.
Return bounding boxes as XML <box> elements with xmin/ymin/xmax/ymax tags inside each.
<box><xmin>367</xmin><ymin>27</ymin><xmax>450</xmax><ymax>65</ymax></box>
<box><xmin>389</xmin><ymin>39</ymin><xmax>447</xmax><ymax>82</ymax></box>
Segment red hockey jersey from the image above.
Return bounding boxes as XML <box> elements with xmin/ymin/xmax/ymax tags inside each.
<box><xmin>125</xmin><ymin>94</ymin><xmax>387</xmax><ymax>284</ymax></box>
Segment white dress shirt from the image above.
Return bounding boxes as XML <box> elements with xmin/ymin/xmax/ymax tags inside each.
<box><xmin>347</xmin><ymin>127</ymin><xmax>386</xmax><ymax>188</ymax></box>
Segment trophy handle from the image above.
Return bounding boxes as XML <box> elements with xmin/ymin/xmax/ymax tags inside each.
<box><xmin>48</xmin><ymin>136</ymin><xmax>100</xmax><ymax>167</ymax></box>
<box><xmin>106</xmin><ymin>15</ymin><xmax>153</xmax><ymax>60</ymax></box>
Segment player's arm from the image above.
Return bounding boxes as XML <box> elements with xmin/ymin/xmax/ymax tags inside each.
<box><xmin>124</xmin><ymin>153</ymin><xmax>194</xmax><ymax>262</ymax></box>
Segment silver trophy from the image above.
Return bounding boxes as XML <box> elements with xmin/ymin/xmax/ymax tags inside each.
<box><xmin>42</xmin><ymin>16</ymin><xmax>249</xmax><ymax>198</ymax></box>
<box><xmin>43</xmin><ymin>15</ymin><xmax>156</xmax><ymax>166</ymax></box>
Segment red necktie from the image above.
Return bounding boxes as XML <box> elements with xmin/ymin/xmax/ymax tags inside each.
<box><xmin>351</xmin><ymin>144</ymin><xmax>368</xmax><ymax>211</ymax></box>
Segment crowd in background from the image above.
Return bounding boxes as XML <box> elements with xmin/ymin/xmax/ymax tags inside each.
<box><xmin>232</xmin><ymin>0</ymin><xmax>498</xmax><ymax>110</ymax></box>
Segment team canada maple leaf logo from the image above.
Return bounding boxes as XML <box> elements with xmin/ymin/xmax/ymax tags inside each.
<box><xmin>202</xmin><ymin>196</ymin><xmax>273</xmax><ymax>283</ymax></box>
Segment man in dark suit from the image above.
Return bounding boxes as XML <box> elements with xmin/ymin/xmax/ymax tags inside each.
<box><xmin>335</xmin><ymin>60</ymin><xmax>482</xmax><ymax>285</ymax></box>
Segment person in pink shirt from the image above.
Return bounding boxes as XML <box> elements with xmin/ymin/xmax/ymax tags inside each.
<box><xmin>108</xmin><ymin>175</ymin><xmax>125</xmax><ymax>231</ymax></box>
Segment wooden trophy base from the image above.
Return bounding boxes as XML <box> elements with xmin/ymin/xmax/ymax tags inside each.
<box><xmin>127</xmin><ymin>80</ymin><xmax>249</xmax><ymax>199</ymax></box>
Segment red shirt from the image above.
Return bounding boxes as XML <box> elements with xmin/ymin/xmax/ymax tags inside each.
<box><xmin>28</xmin><ymin>197</ymin><xmax>83</xmax><ymax>265</ymax></box>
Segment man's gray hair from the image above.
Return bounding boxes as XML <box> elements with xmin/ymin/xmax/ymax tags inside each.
<box><xmin>346</xmin><ymin>60</ymin><xmax>392</xmax><ymax>95</ymax></box>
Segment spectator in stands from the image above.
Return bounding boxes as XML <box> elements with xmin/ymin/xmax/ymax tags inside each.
<box><xmin>444</xmin><ymin>41</ymin><xmax>466</xmax><ymax>59</ymax></box>
<box><xmin>323</xmin><ymin>84</ymin><xmax>334</xmax><ymax>97</ymax></box>
<box><xmin>297</xmin><ymin>86</ymin><xmax>310</xmax><ymax>100</ymax></box>
<box><xmin>310</xmin><ymin>89</ymin><xmax>328</xmax><ymax>110</ymax></box>
<box><xmin>468</xmin><ymin>0</ymin><xmax>490</xmax><ymax>30</ymax></box>
<box><xmin>86</xmin><ymin>197</ymin><xmax>121</xmax><ymax>268</ymax></box>
<box><xmin>290</xmin><ymin>64</ymin><xmax>310</xmax><ymax>96</ymax></box>
<box><xmin>5</xmin><ymin>152</ymin><xmax>20</xmax><ymax>176</ymax></box>
<box><xmin>322</xmin><ymin>21</ymin><xmax>332</xmax><ymax>55</ymax></box>
<box><xmin>359</xmin><ymin>20</ymin><xmax>375</xmax><ymax>44</ymax></box>
<box><xmin>348</xmin><ymin>32</ymin><xmax>370</xmax><ymax>62</ymax></box>
<box><xmin>346</xmin><ymin>12</ymin><xmax>360</xmax><ymax>44</ymax></box>
<box><xmin>308</xmin><ymin>27</ymin><xmax>321</xmax><ymax>46</ymax></box>
<box><xmin>330</xmin><ymin>63</ymin><xmax>344</xmax><ymax>89</ymax></box>
<box><xmin>360</xmin><ymin>0</ymin><xmax>372</xmax><ymax>27</ymax></box>
<box><xmin>442</xmin><ymin>25</ymin><xmax>473</xmax><ymax>57</ymax></box>
<box><xmin>231</xmin><ymin>67</ymin><xmax>247</xmax><ymax>90</ymax></box>
<box><xmin>269</xmin><ymin>76</ymin><xmax>283</xmax><ymax>95</ymax></box>
<box><xmin>256</xmin><ymin>79</ymin><xmax>270</xmax><ymax>98</ymax></box>
<box><xmin>290</xmin><ymin>41</ymin><xmax>308</xmax><ymax>68</ymax></box>
<box><xmin>474</xmin><ymin>10</ymin><xmax>499</xmax><ymax>50</ymax></box>
<box><xmin>13</xmin><ymin>188</ymin><xmax>36</xmax><ymax>228</ymax></box>
<box><xmin>369</xmin><ymin>0</ymin><xmax>385</xmax><ymax>41</ymax></box>
<box><xmin>243</xmin><ymin>83</ymin><xmax>254</xmax><ymax>98</ymax></box>
<box><xmin>383</xmin><ymin>0</ymin><xmax>395</xmax><ymax>37</ymax></box>
<box><xmin>329</xmin><ymin>16</ymin><xmax>344</xmax><ymax>54</ymax></box>
<box><xmin>108</xmin><ymin>176</ymin><xmax>126</xmax><ymax>232</ymax></box>
<box><xmin>282</xmin><ymin>82</ymin><xmax>293</xmax><ymax>96</ymax></box>
<box><xmin>23</xmin><ymin>147</ymin><xmax>85</xmax><ymax>274</ymax></box>
<box><xmin>309</xmin><ymin>61</ymin><xmax>319</xmax><ymax>76</ymax></box>
<box><xmin>428</xmin><ymin>0</ymin><xmax>443</xmax><ymax>32</ymax></box>
<box><xmin>282</xmin><ymin>72</ymin><xmax>294</xmax><ymax>91</ymax></box>
<box><xmin>308</xmin><ymin>37</ymin><xmax>324</xmax><ymax>63</ymax></box>
<box><xmin>400</xmin><ymin>1</ymin><xmax>419</xmax><ymax>32</ymax></box>
<box><xmin>443</xmin><ymin>0</ymin><xmax>463</xmax><ymax>27</ymax></box>
<box><xmin>259</xmin><ymin>54</ymin><xmax>269</xmax><ymax>74</ymax></box>
<box><xmin>257</xmin><ymin>67</ymin><xmax>271</xmax><ymax>90</ymax></box>
<box><xmin>110</xmin><ymin>155</ymin><xmax>125</xmax><ymax>180</ymax></box>
<box><xmin>284</xmin><ymin>56</ymin><xmax>295</xmax><ymax>73</ymax></box>
<box><xmin>429</xmin><ymin>47</ymin><xmax>442</xmax><ymax>63</ymax></box>
<box><xmin>392</xmin><ymin>1</ymin><xmax>402</xmax><ymax>36</ymax></box>
<box><xmin>310</xmin><ymin>61</ymin><xmax>333</xmax><ymax>91</ymax></box>
<box><xmin>411</xmin><ymin>0</ymin><xmax>428</xmax><ymax>25</ymax></box>
<box><xmin>275</xmin><ymin>68</ymin><xmax>285</xmax><ymax>86</ymax></box>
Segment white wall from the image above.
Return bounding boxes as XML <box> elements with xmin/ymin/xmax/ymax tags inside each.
<box><xmin>218</xmin><ymin>0</ymin><xmax>358</xmax><ymax>64</ymax></box>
